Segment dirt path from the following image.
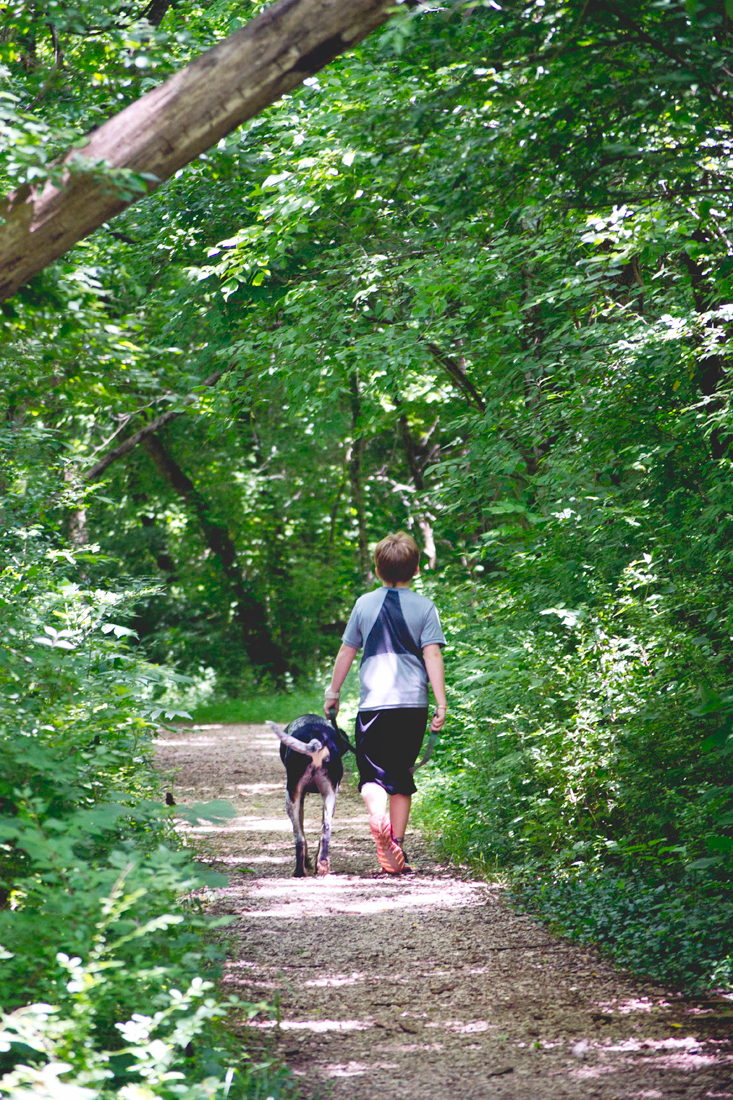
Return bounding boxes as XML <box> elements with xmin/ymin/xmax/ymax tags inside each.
<box><xmin>156</xmin><ymin>722</ymin><xmax>733</xmax><ymax>1099</ymax></box>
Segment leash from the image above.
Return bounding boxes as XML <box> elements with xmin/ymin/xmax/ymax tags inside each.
<box><xmin>328</xmin><ymin>706</ymin><xmax>357</xmax><ymax>755</ymax></box>
<box><xmin>411</xmin><ymin>729</ymin><xmax>439</xmax><ymax>773</ymax></box>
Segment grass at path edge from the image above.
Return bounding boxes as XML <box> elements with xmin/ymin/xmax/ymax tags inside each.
<box><xmin>190</xmin><ymin>688</ymin><xmax>325</xmax><ymax>727</ymax></box>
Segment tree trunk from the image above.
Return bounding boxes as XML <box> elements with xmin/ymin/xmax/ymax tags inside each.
<box><xmin>398</xmin><ymin>414</ymin><xmax>426</xmax><ymax>492</ymax></box>
<box><xmin>398</xmin><ymin>412</ymin><xmax>438</xmax><ymax>569</ymax></box>
<box><xmin>140</xmin><ymin>514</ymin><xmax>177</xmax><ymax>578</ymax></box>
<box><xmin>64</xmin><ymin>467</ymin><xmax>88</xmax><ymax>546</ymax></box>
<box><xmin>418</xmin><ymin>517</ymin><xmax>437</xmax><ymax>569</ymax></box>
<box><xmin>142</xmin><ymin>433</ymin><xmax>286</xmax><ymax>675</ymax></box>
<box><xmin>328</xmin><ymin>476</ymin><xmax>346</xmax><ymax>550</ymax></box>
<box><xmin>143</xmin><ymin>0</ymin><xmax>177</xmax><ymax>27</ymax></box>
<box><xmin>0</xmin><ymin>0</ymin><xmax>394</xmax><ymax>301</ymax></box>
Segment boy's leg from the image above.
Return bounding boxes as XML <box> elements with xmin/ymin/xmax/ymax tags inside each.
<box><xmin>361</xmin><ymin>781</ymin><xmax>388</xmax><ymax>823</ymax></box>
<box><xmin>389</xmin><ymin>793</ymin><xmax>411</xmax><ymax>840</ymax></box>
<box><xmin>361</xmin><ymin>782</ymin><xmax>405</xmax><ymax>873</ymax></box>
<box><xmin>361</xmin><ymin>786</ymin><xmax>411</xmax><ymax>836</ymax></box>
<box><xmin>390</xmin><ymin>795</ymin><xmax>413</xmax><ymax>871</ymax></box>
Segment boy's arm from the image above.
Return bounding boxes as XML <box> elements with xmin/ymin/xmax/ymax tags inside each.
<box><xmin>423</xmin><ymin>643</ymin><xmax>447</xmax><ymax>732</ymax></box>
<box><xmin>324</xmin><ymin>643</ymin><xmax>358</xmax><ymax>718</ymax></box>
<box><xmin>410</xmin><ymin>644</ymin><xmax>447</xmax><ymax>773</ymax></box>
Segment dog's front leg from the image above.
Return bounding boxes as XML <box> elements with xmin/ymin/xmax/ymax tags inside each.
<box><xmin>317</xmin><ymin>784</ymin><xmax>338</xmax><ymax>877</ymax></box>
<box><xmin>286</xmin><ymin>789</ymin><xmax>308</xmax><ymax>877</ymax></box>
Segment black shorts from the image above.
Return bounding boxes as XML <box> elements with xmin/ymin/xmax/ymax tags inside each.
<box><xmin>355</xmin><ymin>707</ymin><xmax>428</xmax><ymax>796</ymax></box>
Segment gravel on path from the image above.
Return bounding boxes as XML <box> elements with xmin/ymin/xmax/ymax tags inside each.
<box><xmin>156</xmin><ymin>721</ymin><xmax>733</xmax><ymax>1100</ymax></box>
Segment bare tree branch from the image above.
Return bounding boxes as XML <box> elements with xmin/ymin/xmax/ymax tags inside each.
<box><xmin>84</xmin><ymin>368</ymin><xmax>225</xmax><ymax>480</ymax></box>
<box><xmin>425</xmin><ymin>341</ymin><xmax>486</xmax><ymax>413</ymax></box>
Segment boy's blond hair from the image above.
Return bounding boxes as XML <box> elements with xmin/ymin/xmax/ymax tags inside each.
<box><xmin>374</xmin><ymin>532</ymin><xmax>419</xmax><ymax>584</ymax></box>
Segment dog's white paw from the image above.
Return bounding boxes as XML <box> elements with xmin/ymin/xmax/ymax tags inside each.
<box><xmin>306</xmin><ymin>739</ymin><xmax>322</xmax><ymax>752</ymax></box>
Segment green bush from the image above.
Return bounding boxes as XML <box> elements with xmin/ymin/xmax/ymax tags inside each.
<box><xmin>513</xmin><ymin>869</ymin><xmax>733</xmax><ymax>993</ymax></box>
<box><xmin>0</xmin><ymin>524</ymin><xmax>296</xmax><ymax>1099</ymax></box>
<box><xmin>414</xmin><ymin>524</ymin><xmax>733</xmax><ymax>991</ymax></box>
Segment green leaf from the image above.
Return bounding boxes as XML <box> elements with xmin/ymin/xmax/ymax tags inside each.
<box><xmin>173</xmin><ymin>800</ymin><xmax>238</xmax><ymax>825</ymax></box>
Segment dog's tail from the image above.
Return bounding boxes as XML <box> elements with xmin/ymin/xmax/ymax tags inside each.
<box><xmin>266</xmin><ymin>720</ymin><xmax>323</xmax><ymax>756</ymax></box>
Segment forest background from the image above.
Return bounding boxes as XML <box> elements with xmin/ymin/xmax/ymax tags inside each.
<box><xmin>1</xmin><ymin>0</ymin><xmax>733</xmax><ymax>1096</ymax></box>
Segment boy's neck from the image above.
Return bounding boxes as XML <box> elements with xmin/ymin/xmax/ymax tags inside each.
<box><xmin>381</xmin><ymin>580</ymin><xmax>414</xmax><ymax>589</ymax></box>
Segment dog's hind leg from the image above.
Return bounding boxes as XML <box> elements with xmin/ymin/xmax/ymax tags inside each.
<box><xmin>286</xmin><ymin>789</ymin><xmax>308</xmax><ymax>877</ymax></box>
<box><xmin>317</xmin><ymin>784</ymin><xmax>338</xmax><ymax>877</ymax></box>
<box><xmin>299</xmin><ymin>795</ymin><xmax>313</xmax><ymax>870</ymax></box>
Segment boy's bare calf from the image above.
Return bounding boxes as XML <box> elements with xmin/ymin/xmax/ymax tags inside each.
<box><xmin>267</xmin><ymin>714</ymin><xmax>350</xmax><ymax>877</ymax></box>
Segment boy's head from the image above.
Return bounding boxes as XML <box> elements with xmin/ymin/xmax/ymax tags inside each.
<box><xmin>374</xmin><ymin>532</ymin><xmax>419</xmax><ymax>585</ymax></box>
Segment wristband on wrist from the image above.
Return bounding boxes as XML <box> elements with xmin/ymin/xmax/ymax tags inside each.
<box><xmin>324</xmin><ymin>690</ymin><xmax>340</xmax><ymax>699</ymax></box>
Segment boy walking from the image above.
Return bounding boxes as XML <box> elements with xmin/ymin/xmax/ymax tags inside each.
<box><xmin>324</xmin><ymin>532</ymin><xmax>447</xmax><ymax>874</ymax></box>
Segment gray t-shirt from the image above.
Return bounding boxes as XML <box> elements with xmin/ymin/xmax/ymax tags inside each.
<box><xmin>342</xmin><ymin>586</ymin><xmax>445</xmax><ymax>710</ymax></box>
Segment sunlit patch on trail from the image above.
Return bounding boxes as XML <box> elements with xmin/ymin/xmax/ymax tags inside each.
<box><xmin>424</xmin><ymin>1019</ymin><xmax>495</xmax><ymax>1034</ymax></box>
<box><xmin>569</xmin><ymin>1063</ymin><xmax>624</xmax><ymax>1080</ymax></box>
<box><xmin>305</xmin><ymin>972</ymin><xmax>367</xmax><ymax>988</ymax></box>
<box><xmin>559</xmin><ymin>1034</ymin><xmax>733</xmax><ymax>1081</ymax></box>
<box><xmin>595</xmin><ymin>997</ymin><xmax>658</xmax><ymax>1015</ymax></box>
<box><xmin>233</xmin><ymin>782</ymin><xmax>283</xmax><ymax>793</ymax></box>
<box><xmin>255</xmin><ymin>1018</ymin><xmax>372</xmax><ymax>1032</ymax></box>
<box><xmin>192</xmin><ymin>817</ymin><xmax>299</xmax><ymax>833</ymax></box>
<box><xmin>223</xmin><ymin>854</ymin><xmax>290</xmax><ymax>865</ymax></box>
<box><xmin>320</xmin><ymin>1061</ymin><xmax>399</xmax><ymax>1077</ymax></box>
<box><xmin>376</xmin><ymin>1042</ymin><xmax>445</xmax><ymax>1053</ymax></box>
<box><xmin>230</xmin><ymin>874</ymin><xmax>486</xmax><ymax>919</ymax></box>
<box><xmin>607</xmin><ymin>1035</ymin><xmax>704</xmax><ymax>1053</ymax></box>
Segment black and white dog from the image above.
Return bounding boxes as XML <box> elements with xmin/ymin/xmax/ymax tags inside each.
<box><xmin>267</xmin><ymin>713</ymin><xmax>353</xmax><ymax>877</ymax></box>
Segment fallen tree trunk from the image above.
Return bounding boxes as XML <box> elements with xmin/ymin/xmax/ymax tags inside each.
<box><xmin>0</xmin><ymin>0</ymin><xmax>394</xmax><ymax>302</ymax></box>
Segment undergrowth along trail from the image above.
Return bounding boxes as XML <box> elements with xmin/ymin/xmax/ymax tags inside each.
<box><xmin>157</xmin><ymin>722</ymin><xmax>733</xmax><ymax>1099</ymax></box>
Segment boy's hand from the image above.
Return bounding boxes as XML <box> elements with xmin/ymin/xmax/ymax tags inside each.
<box><xmin>323</xmin><ymin>646</ymin><xmax>356</xmax><ymax>723</ymax></box>
<box><xmin>430</xmin><ymin>705</ymin><xmax>447</xmax><ymax>732</ymax></box>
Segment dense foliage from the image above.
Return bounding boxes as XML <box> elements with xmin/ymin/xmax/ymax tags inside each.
<box><xmin>0</xmin><ymin>443</ymin><xmax>295</xmax><ymax>1097</ymax></box>
<box><xmin>2</xmin><ymin>0</ymin><xmax>732</xmax><ymax>1045</ymax></box>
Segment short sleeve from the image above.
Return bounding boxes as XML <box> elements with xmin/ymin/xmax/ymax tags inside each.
<box><xmin>342</xmin><ymin>600</ymin><xmax>363</xmax><ymax>649</ymax></box>
<box><xmin>419</xmin><ymin>602</ymin><xmax>446</xmax><ymax>648</ymax></box>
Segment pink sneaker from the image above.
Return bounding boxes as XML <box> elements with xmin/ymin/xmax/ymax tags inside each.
<box><xmin>369</xmin><ymin>815</ymin><xmax>406</xmax><ymax>874</ymax></box>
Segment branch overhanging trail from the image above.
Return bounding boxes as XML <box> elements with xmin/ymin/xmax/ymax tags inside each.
<box><xmin>0</xmin><ymin>0</ymin><xmax>397</xmax><ymax>302</ymax></box>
